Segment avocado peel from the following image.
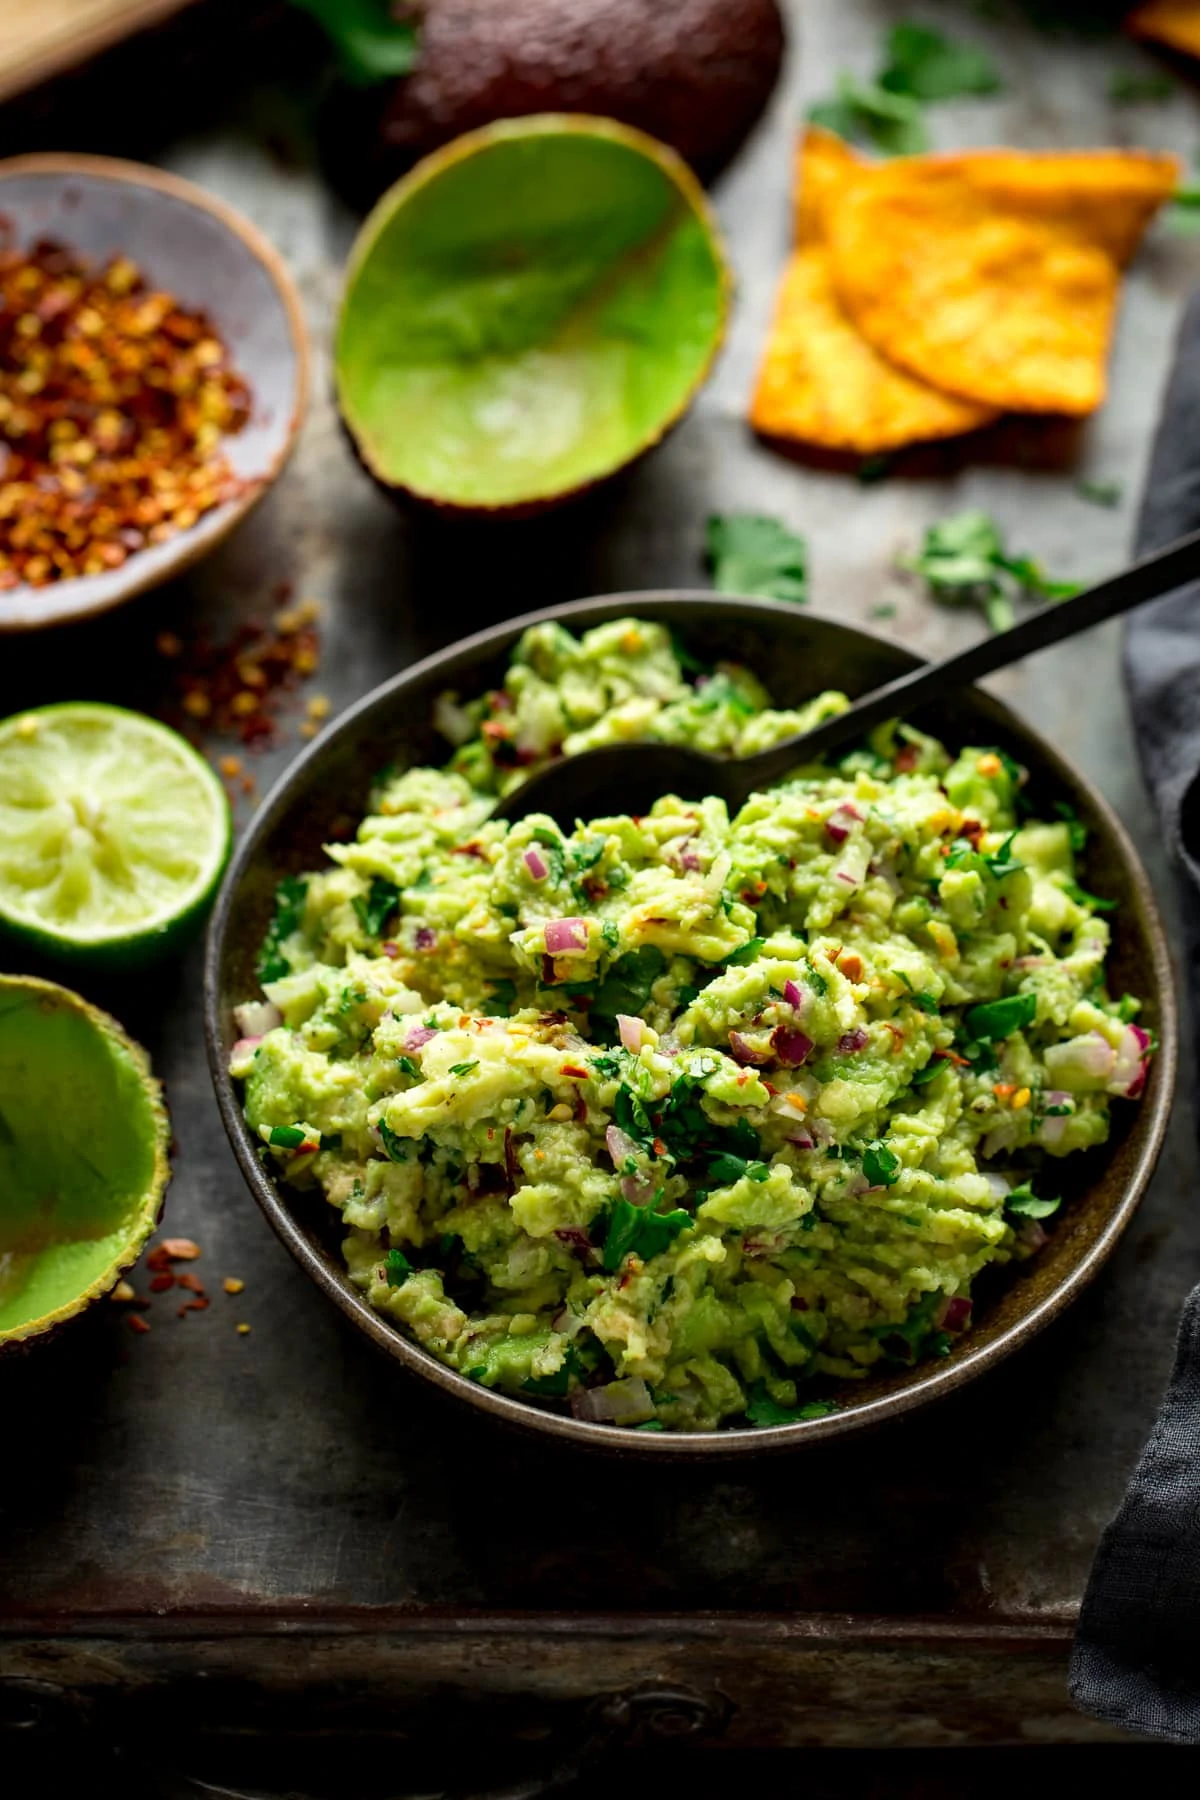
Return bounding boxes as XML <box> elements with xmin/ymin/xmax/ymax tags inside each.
<box><xmin>0</xmin><ymin>975</ymin><xmax>171</xmax><ymax>1350</ymax></box>
<box><xmin>335</xmin><ymin>114</ymin><xmax>730</xmax><ymax>515</ymax></box>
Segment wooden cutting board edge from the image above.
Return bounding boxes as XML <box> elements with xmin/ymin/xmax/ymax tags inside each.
<box><xmin>0</xmin><ymin>0</ymin><xmax>198</xmax><ymax>109</ymax></box>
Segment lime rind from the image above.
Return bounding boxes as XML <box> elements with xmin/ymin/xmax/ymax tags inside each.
<box><xmin>0</xmin><ymin>974</ymin><xmax>171</xmax><ymax>1350</ymax></box>
<box><xmin>0</xmin><ymin>701</ymin><xmax>232</xmax><ymax>964</ymax></box>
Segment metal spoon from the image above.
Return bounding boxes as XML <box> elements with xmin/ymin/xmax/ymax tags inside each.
<box><xmin>492</xmin><ymin>525</ymin><xmax>1200</xmax><ymax>828</ymax></box>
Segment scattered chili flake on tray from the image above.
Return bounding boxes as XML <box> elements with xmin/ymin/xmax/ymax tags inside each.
<box><xmin>127</xmin><ymin>1314</ymin><xmax>151</xmax><ymax>1335</ymax></box>
<box><xmin>222</xmin><ymin>1277</ymin><xmax>245</xmax><ymax>1295</ymax></box>
<box><xmin>0</xmin><ymin>235</ymin><xmax>252</xmax><ymax>589</ymax></box>
<box><xmin>157</xmin><ymin>591</ymin><xmax>325</xmax><ymax>750</ymax></box>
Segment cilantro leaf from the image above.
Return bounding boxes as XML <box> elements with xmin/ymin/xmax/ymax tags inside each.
<box><xmin>707</xmin><ymin>513</ymin><xmax>808</xmax><ymax>603</ymax></box>
<box><xmin>378</xmin><ymin>1120</ymin><xmax>407</xmax><ymax>1162</ymax></box>
<box><xmin>808</xmin><ymin>73</ymin><xmax>928</xmax><ymax>156</ymax></box>
<box><xmin>602</xmin><ymin>1197</ymin><xmax>691</xmax><ymax>1272</ymax></box>
<box><xmin>448</xmin><ymin>1061</ymin><xmax>479</xmax><ymax>1076</ymax></box>
<box><xmin>963</xmin><ymin>992</ymin><xmax>1037</xmax><ymax>1043</ymax></box>
<box><xmin>292</xmin><ymin>0</ymin><xmax>420</xmax><ymax>85</ymax></box>
<box><xmin>745</xmin><ymin>1383</ymin><xmax>840</xmax><ymax>1427</ymax></box>
<box><xmin>1005</xmin><ymin>1183</ymin><xmax>1061</xmax><ymax>1221</ymax></box>
<box><xmin>862</xmin><ymin>1142</ymin><xmax>901</xmax><ymax>1187</ymax></box>
<box><xmin>904</xmin><ymin>511</ymin><xmax>1079</xmax><ymax>632</ymax></box>
<box><xmin>352</xmin><ymin>875</ymin><xmax>400</xmax><ymax>940</ymax></box>
<box><xmin>523</xmin><ymin>1347</ymin><xmax>581</xmax><ymax>1397</ymax></box>
<box><xmin>1108</xmin><ymin>70</ymin><xmax>1173</xmax><ymax>105</ymax></box>
<box><xmin>1052</xmin><ymin>800</ymin><xmax>1088</xmax><ymax>854</ymax></box>
<box><xmin>911</xmin><ymin>1057</ymin><xmax>948</xmax><ymax>1088</ymax></box>
<box><xmin>384</xmin><ymin>1247</ymin><xmax>412</xmax><ymax>1285</ymax></box>
<box><xmin>909</xmin><ymin>991</ymin><xmax>939</xmax><ymax>1015</ymax></box>
<box><xmin>268</xmin><ymin>1124</ymin><xmax>307</xmax><ymax>1149</ymax></box>
<box><xmin>1075</xmin><ymin>478</ymin><xmax>1122</xmax><ymax>509</ymax></box>
<box><xmin>257</xmin><ymin>874</ymin><xmax>308</xmax><ymax>983</ymax></box>
<box><xmin>879</xmin><ymin>22</ymin><xmax>1001</xmax><ymax>101</ymax></box>
<box><xmin>589</xmin><ymin>947</ymin><xmax>666</xmax><ymax>1028</ymax></box>
<box><xmin>395</xmin><ymin>1055</ymin><xmax>420</xmax><ymax>1078</ymax></box>
<box><xmin>1063</xmin><ymin>881</ymin><xmax>1117</xmax><ymax>913</ymax></box>
<box><xmin>725</xmin><ymin>936</ymin><xmax>767</xmax><ymax>966</ymax></box>
<box><xmin>708</xmin><ymin>1151</ymin><xmax>771</xmax><ymax>1187</ymax></box>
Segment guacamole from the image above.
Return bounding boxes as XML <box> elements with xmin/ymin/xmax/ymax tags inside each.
<box><xmin>233</xmin><ymin>619</ymin><xmax>1152</xmax><ymax>1431</ymax></box>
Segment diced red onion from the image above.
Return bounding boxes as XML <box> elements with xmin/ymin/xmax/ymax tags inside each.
<box><xmin>825</xmin><ymin>802</ymin><xmax>864</xmax><ymax>844</ymax></box>
<box><xmin>729</xmin><ymin>1030</ymin><xmax>772</xmax><ymax>1067</ymax></box>
<box><xmin>981</xmin><ymin>1122</ymin><xmax>1018</xmax><ymax>1158</ymax></box>
<box><xmin>621</xmin><ymin>1174</ymin><xmax>656</xmax><ymax>1205</ymax></box>
<box><xmin>523</xmin><ymin>847</ymin><xmax>549</xmax><ymax>882</ymax></box>
<box><xmin>231</xmin><ymin>1035</ymin><xmax>262</xmax><ymax>1061</ymax></box>
<box><xmin>786</xmin><ymin>1131</ymin><xmax>815</xmax><ymax>1149</ymax></box>
<box><xmin>544</xmin><ymin>917</ymin><xmax>588</xmax><ymax>954</ymax></box>
<box><xmin>808</xmin><ymin>1117</ymin><xmax>835</xmax><ymax>1146</ymax></box>
<box><xmin>405</xmin><ymin>1024</ymin><xmax>437</xmax><ymax>1051</ymax></box>
<box><xmin>835</xmin><ymin>1028</ymin><xmax>869</xmax><ymax>1055</ymax></box>
<box><xmin>1044</xmin><ymin>1032</ymin><xmax>1116</xmax><ymax>1090</ymax></box>
<box><xmin>783</xmin><ymin>979</ymin><xmax>805</xmax><ymax>1010</ymax></box>
<box><xmin>1108</xmin><ymin>1023</ymin><xmax>1151</xmax><ymax>1099</ymax></box>
<box><xmin>234</xmin><ymin>1000</ymin><xmax>281</xmax><ymax>1037</ymax></box>
<box><xmin>680</xmin><ymin>845</ymin><xmax>702</xmax><ymax>871</ymax></box>
<box><xmin>415</xmin><ymin>926</ymin><xmax>436</xmax><ymax>951</ymax></box>
<box><xmin>570</xmin><ymin>1377</ymin><xmax>655</xmax><ymax>1425</ymax></box>
<box><xmin>831</xmin><ymin>839</ymin><xmax>870</xmax><ymax>891</ymax></box>
<box><xmin>981</xmin><ymin>1173</ymin><xmax>1011</xmax><ymax>1200</ymax></box>
<box><xmin>936</xmin><ymin>1296</ymin><xmax>973</xmax><ymax>1333</ymax></box>
<box><xmin>772</xmin><ymin>1026</ymin><xmax>814</xmax><ymax>1067</ymax></box>
<box><xmin>551</xmin><ymin>1307</ymin><xmax>585</xmax><ymax>1339</ymax></box>
<box><xmin>606</xmin><ymin>1124</ymin><xmax>642</xmax><ymax>1169</ymax></box>
<box><xmin>1017</xmin><ymin>1219</ymin><xmax>1048</xmax><ymax>1252</ymax></box>
<box><xmin>617</xmin><ymin>1014</ymin><xmax>647</xmax><ymax>1054</ymax></box>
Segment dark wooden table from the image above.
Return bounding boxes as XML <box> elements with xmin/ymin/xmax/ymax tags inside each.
<box><xmin>2</xmin><ymin>2</ymin><xmax>1200</xmax><ymax>1782</ymax></box>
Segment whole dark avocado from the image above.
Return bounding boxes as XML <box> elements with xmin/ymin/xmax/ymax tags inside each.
<box><xmin>379</xmin><ymin>0</ymin><xmax>786</xmax><ymax>179</ymax></box>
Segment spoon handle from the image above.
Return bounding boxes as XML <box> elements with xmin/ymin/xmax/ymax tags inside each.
<box><xmin>740</xmin><ymin>523</ymin><xmax>1200</xmax><ymax>782</ymax></box>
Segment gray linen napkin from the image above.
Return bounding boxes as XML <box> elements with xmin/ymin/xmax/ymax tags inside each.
<box><xmin>1069</xmin><ymin>289</ymin><xmax>1200</xmax><ymax>1742</ymax></box>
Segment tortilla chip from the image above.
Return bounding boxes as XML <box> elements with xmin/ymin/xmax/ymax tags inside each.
<box><xmin>750</xmin><ymin>248</ymin><xmax>997</xmax><ymax>453</ymax></box>
<box><xmin>750</xmin><ymin>127</ymin><xmax>996</xmax><ymax>453</ymax></box>
<box><xmin>825</xmin><ymin>147</ymin><xmax>1180</xmax><ymax>416</ymax></box>
<box><xmin>1127</xmin><ymin>2</ymin><xmax>1200</xmax><ymax>58</ymax></box>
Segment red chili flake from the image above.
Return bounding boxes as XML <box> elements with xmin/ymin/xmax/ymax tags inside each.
<box><xmin>128</xmin><ymin>1314</ymin><xmax>151</xmax><ymax>1335</ymax></box>
<box><xmin>504</xmin><ymin>1126</ymin><xmax>520</xmax><ymax>1192</ymax></box>
<box><xmin>652</xmin><ymin>1137</ymin><xmax>668</xmax><ymax>1157</ymax></box>
<box><xmin>381</xmin><ymin>941</ymin><xmax>401</xmax><ymax>959</ymax></box>
<box><xmin>895</xmin><ymin>745</ymin><xmax>921</xmax><ymax>772</ymax></box>
<box><xmin>148</xmin><ymin>1272</ymin><xmax>175</xmax><ymax>1293</ymax></box>
<box><xmin>176</xmin><ymin>1272</ymin><xmax>206</xmax><ymax>1294</ymax></box>
<box><xmin>560</xmin><ymin>1064</ymin><xmax>589</xmax><ymax>1080</ymax></box>
<box><xmin>451</xmin><ymin>841</ymin><xmax>488</xmax><ymax>860</ymax></box>
<box><xmin>574</xmin><ymin>1095</ymin><xmax>588</xmax><ymax>1123</ymax></box>
<box><xmin>0</xmin><ymin>240</ymin><xmax>252</xmax><ymax>590</ymax></box>
<box><xmin>178</xmin><ymin>1296</ymin><xmax>210</xmax><ymax>1317</ymax></box>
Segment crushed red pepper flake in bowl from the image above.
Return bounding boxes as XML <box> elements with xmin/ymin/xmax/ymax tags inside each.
<box><xmin>0</xmin><ymin>235</ymin><xmax>253</xmax><ymax>589</ymax></box>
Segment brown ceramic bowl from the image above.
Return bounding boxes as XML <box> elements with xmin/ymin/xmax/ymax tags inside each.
<box><xmin>0</xmin><ymin>153</ymin><xmax>309</xmax><ymax>632</ymax></box>
<box><xmin>205</xmin><ymin>594</ymin><xmax>1177</xmax><ymax>1455</ymax></box>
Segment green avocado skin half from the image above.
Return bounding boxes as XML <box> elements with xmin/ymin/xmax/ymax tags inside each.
<box><xmin>336</xmin><ymin>115</ymin><xmax>729</xmax><ymax>513</ymax></box>
<box><xmin>0</xmin><ymin>975</ymin><xmax>170</xmax><ymax>1348</ymax></box>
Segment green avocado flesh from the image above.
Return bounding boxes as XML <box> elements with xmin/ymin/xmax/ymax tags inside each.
<box><xmin>0</xmin><ymin>978</ymin><xmax>165</xmax><ymax>1342</ymax></box>
<box><xmin>336</xmin><ymin>119</ymin><xmax>726</xmax><ymax>509</ymax></box>
<box><xmin>233</xmin><ymin>618</ymin><xmax>1151</xmax><ymax>1433</ymax></box>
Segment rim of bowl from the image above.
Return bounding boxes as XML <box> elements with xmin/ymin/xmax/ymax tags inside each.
<box><xmin>335</xmin><ymin>114</ymin><xmax>731</xmax><ymax>515</ymax></box>
<box><xmin>0</xmin><ymin>151</ymin><xmax>311</xmax><ymax>633</ymax></box>
<box><xmin>205</xmin><ymin>591</ymin><xmax>1178</xmax><ymax>1456</ymax></box>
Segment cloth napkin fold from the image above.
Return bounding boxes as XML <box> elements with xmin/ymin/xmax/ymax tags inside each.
<box><xmin>1069</xmin><ymin>289</ymin><xmax>1200</xmax><ymax>1742</ymax></box>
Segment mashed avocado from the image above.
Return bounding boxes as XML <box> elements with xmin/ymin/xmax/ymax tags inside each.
<box><xmin>234</xmin><ymin>619</ymin><xmax>1152</xmax><ymax>1432</ymax></box>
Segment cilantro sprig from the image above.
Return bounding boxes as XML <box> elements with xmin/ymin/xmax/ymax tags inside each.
<box><xmin>904</xmin><ymin>511</ymin><xmax>1079</xmax><ymax>633</ymax></box>
<box><xmin>257</xmin><ymin>874</ymin><xmax>308</xmax><ymax>984</ymax></box>
<box><xmin>602</xmin><ymin>1196</ymin><xmax>691</xmax><ymax>1272</ymax></box>
<box><xmin>745</xmin><ymin>1384</ymin><xmax>839</xmax><ymax>1427</ymax></box>
<box><xmin>808</xmin><ymin>22</ymin><xmax>1000</xmax><ymax>157</ymax></box>
<box><xmin>353</xmin><ymin>875</ymin><xmax>400</xmax><ymax>940</ymax></box>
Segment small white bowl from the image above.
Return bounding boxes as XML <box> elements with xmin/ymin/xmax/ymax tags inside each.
<box><xmin>0</xmin><ymin>153</ymin><xmax>310</xmax><ymax>632</ymax></box>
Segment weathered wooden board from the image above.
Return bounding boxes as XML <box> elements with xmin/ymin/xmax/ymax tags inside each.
<box><xmin>1</xmin><ymin>0</ymin><xmax>1199</xmax><ymax>1758</ymax></box>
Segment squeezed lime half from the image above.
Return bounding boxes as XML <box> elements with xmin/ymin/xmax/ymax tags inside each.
<box><xmin>0</xmin><ymin>974</ymin><xmax>170</xmax><ymax>1347</ymax></box>
<box><xmin>0</xmin><ymin>702</ymin><xmax>231</xmax><ymax>964</ymax></box>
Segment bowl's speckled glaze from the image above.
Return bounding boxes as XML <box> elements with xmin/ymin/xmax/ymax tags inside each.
<box><xmin>204</xmin><ymin>594</ymin><xmax>1177</xmax><ymax>1455</ymax></box>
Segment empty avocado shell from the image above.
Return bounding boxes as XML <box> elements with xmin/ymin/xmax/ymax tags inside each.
<box><xmin>335</xmin><ymin>114</ymin><xmax>730</xmax><ymax>516</ymax></box>
<box><xmin>380</xmin><ymin>0</ymin><xmax>787</xmax><ymax>179</ymax></box>
<box><xmin>0</xmin><ymin>975</ymin><xmax>170</xmax><ymax>1350</ymax></box>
